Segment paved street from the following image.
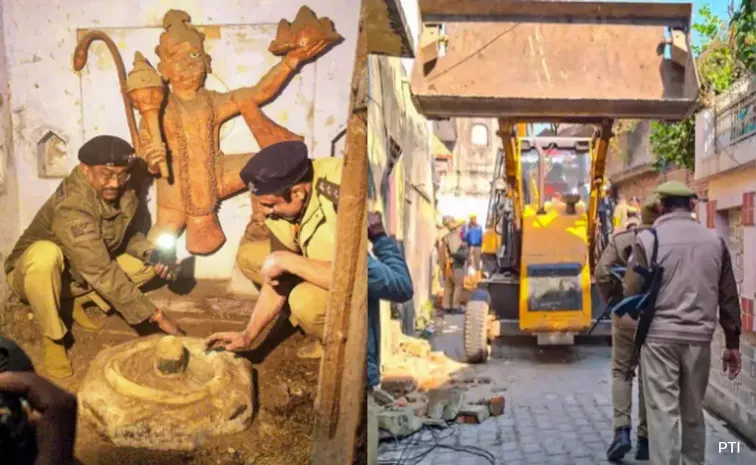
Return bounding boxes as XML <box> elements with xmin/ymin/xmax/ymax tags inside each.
<box><xmin>377</xmin><ymin>315</ymin><xmax>756</xmax><ymax>465</ymax></box>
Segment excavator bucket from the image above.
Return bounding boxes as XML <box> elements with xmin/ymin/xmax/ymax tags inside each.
<box><xmin>410</xmin><ymin>1</ymin><xmax>699</xmax><ymax>121</ymax></box>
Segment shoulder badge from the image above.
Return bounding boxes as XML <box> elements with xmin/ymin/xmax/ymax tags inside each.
<box><xmin>316</xmin><ymin>178</ymin><xmax>340</xmax><ymax>208</ymax></box>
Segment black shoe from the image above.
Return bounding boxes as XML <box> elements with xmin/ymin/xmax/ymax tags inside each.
<box><xmin>635</xmin><ymin>437</ymin><xmax>649</xmax><ymax>461</ymax></box>
<box><xmin>607</xmin><ymin>427</ymin><xmax>632</xmax><ymax>462</ymax></box>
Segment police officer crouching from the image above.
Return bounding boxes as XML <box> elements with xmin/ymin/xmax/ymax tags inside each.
<box><xmin>623</xmin><ymin>181</ymin><xmax>742</xmax><ymax>465</ymax></box>
<box><xmin>595</xmin><ymin>193</ymin><xmax>661</xmax><ymax>462</ymax></box>
<box><xmin>205</xmin><ymin>140</ymin><xmax>342</xmax><ymax>358</ymax></box>
<box><xmin>3</xmin><ymin>135</ymin><xmax>184</xmax><ymax>379</ymax></box>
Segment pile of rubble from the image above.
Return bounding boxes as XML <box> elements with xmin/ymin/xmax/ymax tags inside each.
<box><xmin>375</xmin><ymin>332</ymin><xmax>506</xmax><ymax>438</ymax></box>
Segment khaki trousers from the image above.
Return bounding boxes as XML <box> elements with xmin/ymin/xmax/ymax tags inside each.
<box><xmin>469</xmin><ymin>246</ymin><xmax>482</xmax><ymax>272</ymax></box>
<box><xmin>611</xmin><ymin>316</ymin><xmax>647</xmax><ymax>436</ymax></box>
<box><xmin>442</xmin><ymin>268</ymin><xmax>464</xmax><ymax>309</ymax></box>
<box><xmin>236</xmin><ymin>240</ymin><xmax>329</xmax><ymax>340</ymax></box>
<box><xmin>367</xmin><ymin>390</ymin><xmax>378</xmax><ymax>465</ymax></box>
<box><xmin>7</xmin><ymin>240</ymin><xmax>155</xmax><ymax>341</ymax></box>
<box><xmin>641</xmin><ymin>341</ymin><xmax>710</xmax><ymax>465</ymax></box>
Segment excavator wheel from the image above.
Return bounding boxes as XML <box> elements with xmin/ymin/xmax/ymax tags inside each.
<box><xmin>464</xmin><ymin>299</ymin><xmax>490</xmax><ymax>364</ymax></box>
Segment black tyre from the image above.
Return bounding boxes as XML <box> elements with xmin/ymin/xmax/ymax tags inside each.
<box><xmin>464</xmin><ymin>300</ymin><xmax>490</xmax><ymax>363</ymax></box>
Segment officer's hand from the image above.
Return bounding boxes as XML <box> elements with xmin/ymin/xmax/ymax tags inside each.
<box><xmin>149</xmin><ymin>309</ymin><xmax>186</xmax><ymax>336</ymax></box>
<box><xmin>204</xmin><ymin>330</ymin><xmax>253</xmax><ymax>352</ymax></box>
<box><xmin>368</xmin><ymin>211</ymin><xmax>386</xmax><ymax>240</ymax></box>
<box><xmin>152</xmin><ymin>262</ymin><xmax>177</xmax><ymax>281</ymax></box>
<box><xmin>261</xmin><ymin>251</ymin><xmax>290</xmax><ymax>285</ymax></box>
<box><xmin>142</xmin><ymin>141</ymin><xmax>167</xmax><ymax>170</ymax></box>
<box><xmin>0</xmin><ymin>371</ymin><xmax>77</xmax><ymax>465</ymax></box>
<box><xmin>722</xmin><ymin>349</ymin><xmax>741</xmax><ymax>380</ymax></box>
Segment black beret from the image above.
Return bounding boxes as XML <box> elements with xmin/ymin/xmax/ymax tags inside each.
<box><xmin>78</xmin><ymin>135</ymin><xmax>135</xmax><ymax>166</ymax></box>
<box><xmin>240</xmin><ymin>141</ymin><xmax>311</xmax><ymax>195</ymax></box>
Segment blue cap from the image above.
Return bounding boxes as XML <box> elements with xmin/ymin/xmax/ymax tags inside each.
<box><xmin>239</xmin><ymin>141</ymin><xmax>311</xmax><ymax>195</ymax></box>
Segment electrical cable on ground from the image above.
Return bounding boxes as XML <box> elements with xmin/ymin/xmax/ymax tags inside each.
<box><xmin>376</xmin><ymin>423</ymin><xmax>497</xmax><ymax>465</ymax></box>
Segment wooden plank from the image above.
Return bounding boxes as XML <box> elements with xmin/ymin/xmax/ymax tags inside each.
<box><xmin>310</xmin><ymin>0</ymin><xmax>369</xmax><ymax>462</ymax></box>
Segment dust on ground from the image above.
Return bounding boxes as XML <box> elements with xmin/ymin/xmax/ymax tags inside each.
<box><xmin>0</xmin><ymin>282</ymin><xmax>320</xmax><ymax>465</ymax></box>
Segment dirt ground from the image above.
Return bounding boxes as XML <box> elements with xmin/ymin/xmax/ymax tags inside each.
<box><xmin>0</xmin><ymin>282</ymin><xmax>320</xmax><ymax>465</ymax></box>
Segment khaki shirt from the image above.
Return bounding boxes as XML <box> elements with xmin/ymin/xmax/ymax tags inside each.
<box><xmin>595</xmin><ymin>227</ymin><xmax>647</xmax><ymax>305</ymax></box>
<box><xmin>266</xmin><ymin>157</ymin><xmax>343</xmax><ymax>262</ymax></box>
<box><xmin>441</xmin><ymin>226</ymin><xmax>466</xmax><ymax>270</ymax></box>
<box><xmin>4</xmin><ymin>166</ymin><xmax>156</xmax><ymax>324</ymax></box>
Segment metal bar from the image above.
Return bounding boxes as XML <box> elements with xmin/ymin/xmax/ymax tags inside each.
<box><xmin>418</xmin><ymin>0</ymin><xmax>692</xmax><ymax>23</ymax></box>
<box><xmin>587</xmin><ymin>120</ymin><xmax>613</xmax><ymax>272</ymax></box>
<box><xmin>409</xmin><ymin>97</ymin><xmax>697</xmax><ymax>121</ymax></box>
<box><xmin>309</xmin><ymin>1</ymin><xmax>368</xmax><ymax>462</ymax></box>
<box><xmin>498</xmin><ymin>118</ymin><xmax>522</xmax><ymax>230</ymax></box>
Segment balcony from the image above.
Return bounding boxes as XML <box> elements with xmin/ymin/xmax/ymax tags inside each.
<box><xmin>695</xmin><ymin>74</ymin><xmax>756</xmax><ymax>180</ymax></box>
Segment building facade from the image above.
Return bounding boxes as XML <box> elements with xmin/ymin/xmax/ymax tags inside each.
<box><xmin>367</xmin><ymin>54</ymin><xmax>437</xmax><ymax>351</ymax></box>
<box><xmin>606</xmin><ymin>121</ymin><xmax>706</xmax><ymax>202</ymax></box>
<box><xmin>433</xmin><ymin>118</ymin><xmax>501</xmax><ymax>225</ymax></box>
<box><xmin>695</xmin><ymin>74</ymin><xmax>756</xmax><ymax>443</ymax></box>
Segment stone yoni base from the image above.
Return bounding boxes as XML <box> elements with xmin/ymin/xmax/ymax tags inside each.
<box><xmin>78</xmin><ymin>335</ymin><xmax>254</xmax><ymax>450</ymax></box>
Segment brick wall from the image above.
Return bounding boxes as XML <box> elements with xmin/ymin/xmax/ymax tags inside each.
<box><xmin>614</xmin><ymin>167</ymin><xmax>707</xmax><ymax>201</ymax></box>
<box><xmin>704</xmin><ymin>194</ymin><xmax>756</xmax><ymax>444</ymax></box>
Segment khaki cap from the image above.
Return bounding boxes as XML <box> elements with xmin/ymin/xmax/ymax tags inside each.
<box><xmin>654</xmin><ymin>181</ymin><xmax>696</xmax><ymax>198</ymax></box>
<box><xmin>641</xmin><ymin>193</ymin><xmax>661</xmax><ymax>225</ymax></box>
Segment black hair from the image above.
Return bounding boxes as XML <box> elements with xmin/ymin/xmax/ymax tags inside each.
<box><xmin>661</xmin><ymin>196</ymin><xmax>693</xmax><ymax>212</ymax></box>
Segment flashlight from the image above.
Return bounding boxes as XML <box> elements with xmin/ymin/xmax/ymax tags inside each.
<box><xmin>147</xmin><ymin>233</ymin><xmax>181</xmax><ymax>281</ymax></box>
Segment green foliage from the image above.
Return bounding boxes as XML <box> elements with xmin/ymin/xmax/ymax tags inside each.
<box><xmin>650</xmin><ymin>3</ymin><xmax>754</xmax><ymax>172</ymax></box>
<box><xmin>731</xmin><ymin>0</ymin><xmax>756</xmax><ymax>72</ymax></box>
<box><xmin>649</xmin><ymin>119</ymin><xmax>696</xmax><ymax>171</ymax></box>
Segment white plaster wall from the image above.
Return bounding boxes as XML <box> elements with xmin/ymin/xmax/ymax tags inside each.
<box><xmin>708</xmin><ymin>167</ymin><xmax>756</xmax><ymax>301</ymax></box>
<box><xmin>696</xmin><ymin>83</ymin><xmax>756</xmax><ymax>181</ymax></box>
<box><xmin>2</xmin><ymin>0</ymin><xmax>359</xmax><ymax>284</ymax></box>
<box><xmin>0</xmin><ymin>0</ymin><xmax>20</xmax><ymax>305</ymax></box>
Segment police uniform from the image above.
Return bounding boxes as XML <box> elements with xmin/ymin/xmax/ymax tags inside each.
<box><xmin>236</xmin><ymin>141</ymin><xmax>342</xmax><ymax>340</ymax></box>
<box><xmin>623</xmin><ymin>181</ymin><xmax>741</xmax><ymax>465</ymax></box>
<box><xmin>440</xmin><ymin>218</ymin><xmax>466</xmax><ymax>311</ymax></box>
<box><xmin>595</xmin><ymin>193</ymin><xmax>660</xmax><ymax>461</ymax></box>
<box><xmin>4</xmin><ymin>135</ymin><xmax>158</xmax><ymax>377</ymax></box>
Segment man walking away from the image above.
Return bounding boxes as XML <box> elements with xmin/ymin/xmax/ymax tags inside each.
<box><xmin>596</xmin><ymin>193</ymin><xmax>660</xmax><ymax>462</ymax></box>
<box><xmin>464</xmin><ymin>214</ymin><xmax>483</xmax><ymax>272</ymax></box>
<box><xmin>623</xmin><ymin>181</ymin><xmax>742</xmax><ymax>465</ymax></box>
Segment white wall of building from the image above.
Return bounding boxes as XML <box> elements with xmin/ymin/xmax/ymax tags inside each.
<box><xmin>0</xmin><ymin>0</ymin><xmax>20</xmax><ymax>306</ymax></box>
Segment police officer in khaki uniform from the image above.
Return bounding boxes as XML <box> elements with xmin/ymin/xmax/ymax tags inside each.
<box><xmin>596</xmin><ymin>193</ymin><xmax>660</xmax><ymax>462</ymax></box>
<box><xmin>4</xmin><ymin>135</ymin><xmax>184</xmax><ymax>379</ymax></box>
<box><xmin>624</xmin><ymin>181</ymin><xmax>742</xmax><ymax>465</ymax></box>
<box><xmin>439</xmin><ymin>217</ymin><xmax>467</xmax><ymax>313</ymax></box>
<box><xmin>205</xmin><ymin>141</ymin><xmax>342</xmax><ymax>358</ymax></box>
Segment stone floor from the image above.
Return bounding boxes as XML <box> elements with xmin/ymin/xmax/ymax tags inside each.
<box><xmin>377</xmin><ymin>315</ymin><xmax>756</xmax><ymax>465</ymax></box>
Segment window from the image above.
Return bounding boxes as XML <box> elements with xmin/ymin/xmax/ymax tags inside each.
<box><xmin>471</xmin><ymin>124</ymin><xmax>489</xmax><ymax>147</ymax></box>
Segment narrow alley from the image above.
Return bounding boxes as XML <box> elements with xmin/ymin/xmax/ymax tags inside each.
<box><xmin>377</xmin><ymin>315</ymin><xmax>756</xmax><ymax>465</ymax></box>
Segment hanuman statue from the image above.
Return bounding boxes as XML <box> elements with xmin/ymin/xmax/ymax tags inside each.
<box><xmin>74</xmin><ymin>7</ymin><xmax>342</xmax><ymax>254</ymax></box>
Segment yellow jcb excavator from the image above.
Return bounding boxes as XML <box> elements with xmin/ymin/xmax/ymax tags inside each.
<box><xmin>410</xmin><ymin>0</ymin><xmax>700</xmax><ymax>362</ymax></box>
